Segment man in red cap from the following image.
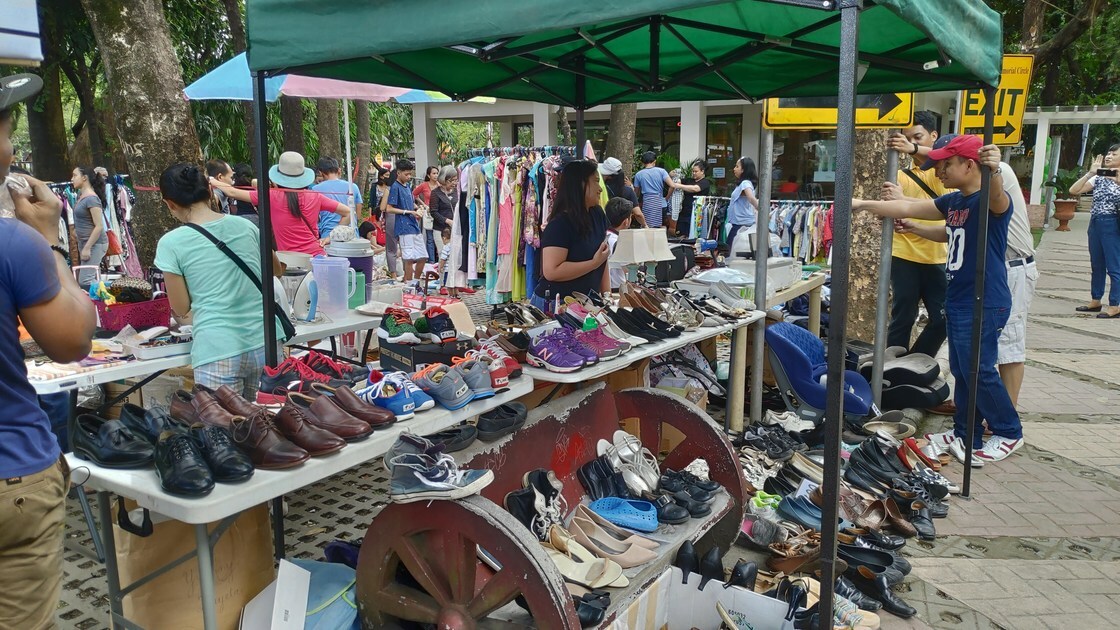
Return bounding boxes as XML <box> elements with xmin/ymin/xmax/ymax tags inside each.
<box><xmin>854</xmin><ymin>135</ymin><xmax>1024</xmax><ymax>466</ymax></box>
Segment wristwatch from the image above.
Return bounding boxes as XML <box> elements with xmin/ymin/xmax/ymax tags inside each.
<box><xmin>909</xmin><ymin>142</ymin><xmax>919</xmax><ymax>155</ymax></box>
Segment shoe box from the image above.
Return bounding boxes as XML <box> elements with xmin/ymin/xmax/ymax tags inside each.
<box><xmin>378</xmin><ymin>337</ymin><xmax>476</xmax><ymax>373</ymax></box>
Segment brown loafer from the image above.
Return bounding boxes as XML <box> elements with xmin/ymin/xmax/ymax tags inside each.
<box><xmin>309</xmin><ymin>383</ymin><xmax>396</xmax><ymax>429</ymax></box>
<box><xmin>927</xmin><ymin>400</ymin><xmax>957</xmax><ymax>416</ymax></box>
<box><xmin>170</xmin><ymin>387</ymin><xmax>237</xmax><ymax>428</ymax></box>
<box><xmin>273</xmin><ymin>402</ymin><xmax>345</xmax><ymax>456</ymax></box>
<box><xmin>229</xmin><ymin>413</ymin><xmax>309</xmax><ymax>470</ymax></box>
<box><xmin>288</xmin><ymin>392</ymin><xmax>374</xmax><ymax>441</ymax></box>
<box><xmin>214</xmin><ymin>385</ymin><xmax>261</xmax><ymax>417</ymax></box>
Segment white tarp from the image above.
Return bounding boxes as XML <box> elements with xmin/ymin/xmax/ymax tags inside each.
<box><xmin>0</xmin><ymin>0</ymin><xmax>43</xmax><ymax>67</ymax></box>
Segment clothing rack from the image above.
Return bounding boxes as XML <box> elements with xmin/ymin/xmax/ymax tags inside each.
<box><xmin>466</xmin><ymin>145</ymin><xmax>576</xmax><ymax>158</ymax></box>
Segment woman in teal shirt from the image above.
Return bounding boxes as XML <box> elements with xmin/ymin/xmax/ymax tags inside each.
<box><xmin>154</xmin><ymin>163</ymin><xmax>282</xmax><ymax>397</ymax></box>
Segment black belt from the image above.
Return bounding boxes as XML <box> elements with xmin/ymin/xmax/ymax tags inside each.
<box><xmin>1007</xmin><ymin>255</ymin><xmax>1034</xmax><ymax>268</ymax></box>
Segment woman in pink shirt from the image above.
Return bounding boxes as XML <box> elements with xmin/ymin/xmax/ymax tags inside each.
<box><xmin>211</xmin><ymin>151</ymin><xmax>349</xmax><ymax>255</ymax></box>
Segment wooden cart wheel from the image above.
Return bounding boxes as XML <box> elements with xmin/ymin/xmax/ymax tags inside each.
<box><xmin>356</xmin><ymin>494</ymin><xmax>580</xmax><ymax>630</ymax></box>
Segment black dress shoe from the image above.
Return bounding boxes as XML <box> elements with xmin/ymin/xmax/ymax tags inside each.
<box><xmin>154</xmin><ymin>430</ymin><xmax>215</xmax><ymax>497</ymax></box>
<box><xmin>119</xmin><ymin>404</ymin><xmax>181</xmax><ymax>446</ymax></box>
<box><xmin>908</xmin><ymin>500</ymin><xmax>937</xmax><ymax>541</ymax></box>
<box><xmin>668</xmin><ymin>490</ymin><xmax>712</xmax><ymax>518</ymax></box>
<box><xmin>837</xmin><ymin>543</ymin><xmax>897</xmax><ymax>582</ymax></box>
<box><xmin>698</xmin><ymin>546</ymin><xmax>724</xmax><ymax>590</ymax></box>
<box><xmin>673</xmin><ymin>540</ymin><xmax>698</xmax><ymax>584</ymax></box>
<box><xmin>640</xmin><ymin>491</ymin><xmax>691</xmax><ymax>524</ymax></box>
<box><xmin>764</xmin><ymin>473</ymin><xmax>798</xmax><ymax>497</ymax></box>
<box><xmin>573</xmin><ymin>595</ymin><xmax>605</xmax><ymax>627</ymax></box>
<box><xmin>659</xmin><ymin>475</ymin><xmax>713</xmax><ymax>503</ymax></box>
<box><xmin>843</xmin><ymin>464</ymin><xmax>888</xmax><ymax>497</ymax></box>
<box><xmin>844</xmin><ymin>526</ymin><xmax>905</xmax><ymax>551</ymax></box>
<box><xmin>662</xmin><ymin>468</ymin><xmax>720</xmax><ymax>493</ymax></box>
<box><xmin>725</xmin><ymin>559</ymin><xmax>757</xmax><ymax>590</ymax></box>
<box><xmin>577</xmin><ymin>458</ymin><xmax>610</xmax><ymax>501</ymax></box>
<box><xmin>833</xmin><ymin>575</ymin><xmax>882</xmax><ymax>611</ymax></box>
<box><xmin>71</xmin><ymin>414</ymin><xmax>154</xmax><ymax>469</ymax></box>
<box><xmin>849</xmin><ymin>565</ymin><xmax>917</xmax><ymax>618</ymax></box>
<box><xmin>190</xmin><ymin>423</ymin><xmax>254</xmax><ymax>483</ymax></box>
<box><xmin>838</xmin><ymin>532</ymin><xmax>911</xmax><ymax>575</ymax></box>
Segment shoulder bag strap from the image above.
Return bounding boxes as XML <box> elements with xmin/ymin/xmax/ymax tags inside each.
<box><xmin>182</xmin><ymin>223</ymin><xmax>296</xmax><ymax>339</ymax></box>
<box><xmin>901</xmin><ymin>169</ymin><xmax>940</xmax><ymax>200</ymax></box>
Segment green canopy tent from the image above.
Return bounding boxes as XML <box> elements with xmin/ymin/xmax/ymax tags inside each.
<box><xmin>244</xmin><ymin>1</ymin><xmax>1002</xmax><ymax>626</ymax></box>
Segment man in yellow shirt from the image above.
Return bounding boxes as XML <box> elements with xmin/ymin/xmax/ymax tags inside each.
<box><xmin>885</xmin><ymin>111</ymin><xmax>953</xmax><ymax>360</ymax></box>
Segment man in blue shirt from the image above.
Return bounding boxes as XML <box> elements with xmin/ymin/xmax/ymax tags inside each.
<box><xmin>0</xmin><ymin>74</ymin><xmax>98</xmax><ymax>628</ymax></box>
<box><xmin>854</xmin><ymin>135</ymin><xmax>1023</xmax><ymax>466</ymax></box>
<box><xmin>385</xmin><ymin>159</ymin><xmax>425</xmax><ymax>283</ymax></box>
<box><xmin>312</xmin><ymin>156</ymin><xmax>362</xmax><ymax>237</ymax></box>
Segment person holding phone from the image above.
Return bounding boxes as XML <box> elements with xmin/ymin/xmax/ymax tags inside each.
<box><xmin>1070</xmin><ymin>144</ymin><xmax>1120</xmax><ymax>318</ymax></box>
<box><xmin>533</xmin><ymin>159</ymin><xmax>610</xmax><ymax>313</ymax></box>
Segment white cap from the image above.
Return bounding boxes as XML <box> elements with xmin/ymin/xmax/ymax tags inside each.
<box><xmin>598</xmin><ymin>157</ymin><xmax>623</xmax><ymax>176</ymax></box>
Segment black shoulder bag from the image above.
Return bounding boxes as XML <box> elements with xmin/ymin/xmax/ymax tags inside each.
<box><xmin>901</xmin><ymin>169</ymin><xmax>940</xmax><ymax>200</ymax></box>
<box><xmin>182</xmin><ymin>223</ymin><xmax>296</xmax><ymax>339</ymax></box>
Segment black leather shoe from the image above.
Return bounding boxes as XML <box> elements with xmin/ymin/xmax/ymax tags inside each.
<box><xmin>698</xmin><ymin>546</ymin><xmax>724</xmax><ymax>590</ymax></box>
<box><xmin>765</xmin><ymin>473</ymin><xmax>798</xmax><ymax>497</ymax></box>
<box><xmin>850</xmin><ymin>565</ymin><xmax>917</xmax><ymax>618</ymax></box>
<box><xmin>725</xmin><ymin>559</ymin><xmax>757</xmax><ymax>590</ymax></box>
<box><xmin>833</xmin><ymin>575</ymin><xmax>882</xmax><ymax>611</ymax></box>
<box><xmin>662</xmin><ymin>468</ymin><xmax>720</xmax><ymax>493</ymax></box>
<box><xmin>908</xmin><ymin>500</ymin><xmax>937</xmax><ymax>541</ymax></box>
<box><xmin>577</xmin><ymin>457</ymin><xmax>611</xmax><ymax>501</ymax></box>
<box><xmin>119</xmin><ymin>404</ymin><xmax>180</xmax><ymax>446</ymax></box>
<box><xmin>843</xmin><ymin>526</ymin><xmax>905</xmax><ymax>551</ymax></box>
<box><xmin>843</xmin><ymin>465</ymin><xmax>888</xmax><ymax>497</ymax></box>
<box><xmin>838</xmin><ymin>532</ymin><xmax>911</xmax><ymax>575</ymax></box>
<box><xmin>190</xmin><ymin>423</ymin><xmax>254</xmax><ymax>483</ymax></box>
<box><xmin>639</xmin><ymin>491</ymin><xmax>690</xmax><ymax>524</ymax></box>
<box><xmin>659</xmin><ymin>475</ymin><xmax>713</xmax><ymax>503</ymax></box>
<box><xmin>71</xmin><ymin>414</ymin><xmax>154</xmax><ymax>469</ymax></box>
<box><xmin>674</xmin><ymin>540</ymin><xmax>699</xmax><ymax>584</ymax></box>
<box><xmin>573</xmin><ymin>595</ymin><xmax>605</xmax><ymax>627</ymax></box>
<box><xmin>669</xmin><ymin>490</ymin><xmax>712</xmax><ymax>518</ymax></box>
<box><xmin>154</xmin><ymin>430</ymin><xmax>215</xmax><ymax>497</ymax></box>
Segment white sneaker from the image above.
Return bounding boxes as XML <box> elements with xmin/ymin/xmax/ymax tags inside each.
<box><xmin>974</xmin><ymin>436</ymin><xmax>1024</xmax><ymax>463</ymax></box>
<box><xmin>748</xmin><ymin>497</ymin><xmax>778</xmax><ymax>522</ymax></box>
<box><xmin>948</xmin><ymin>437</ymin><xmax>985</xmax><ymax>468</ymax></box>
<box><xmin>764</xmin><ymin>410</ymin><xmax>815</xmax><ymax>433</ymax></box>
<box><xmin>924</xmin><ymin>430</ymin><xmax>956</xmax><ymax>455</ymax></box>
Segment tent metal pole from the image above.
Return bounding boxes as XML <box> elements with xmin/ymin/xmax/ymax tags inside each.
<box><xmin>872</xmin><ymin>145</ymin><xmax>899</xmax><ymax>404</ymax></box>
<box><xmin>750</xmin><ymin>129</ymin><xmax>775</xmax><ymax>427</ymax></box>
<box><xmin>252</xmin><ymin>71</ymin><xmax>278</xmax><ymax>369</ymax></box>
<box><xmin>819</xmin><ymin>1</ymin><xmax>862</xmax><ymax>623</ymax></box>
<box><xmin>961</xmin><ymin>86</ymin><xmax>996</xmax><ymax>496</ymax></box>
<box><xmin>575</xmin><ymin>57</ymin><xmax>587</xmax><ymax>150</ymax></box>
<box><xmin>343</xmin><ymin>98</ymin><xmax>355</xmax><ymax>228</ymax></box>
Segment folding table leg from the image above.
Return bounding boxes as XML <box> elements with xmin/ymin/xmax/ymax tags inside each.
<box><xmin>97</xmin><ymin>491</ymin><xmax>124</xmax><ymax>623</ymax></box>
<box><xmin>195</xmin><ymin>523</ymin><xmax>219</xmax><ymax>630</ymax></box>
<box><xmin>73</xmin><ymin>487</ymin><xmax>105</xmax><ymax>562</ymax></box>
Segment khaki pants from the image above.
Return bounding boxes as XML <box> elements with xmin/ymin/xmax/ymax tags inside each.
<box><xmin>0</xmin><ymin>457</ymin><xmax>69</xmax><ymax>630</ymax></box>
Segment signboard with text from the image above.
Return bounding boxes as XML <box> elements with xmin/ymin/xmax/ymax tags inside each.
<box><xmin>959</xmin><ymin>54</ymin><xmax>1034</xmax><ymax>145</ymax></box>
<box><xmin>763</xmin><ymin>93</ymin><xmax>913</xmax><ymax>129</ymax></box>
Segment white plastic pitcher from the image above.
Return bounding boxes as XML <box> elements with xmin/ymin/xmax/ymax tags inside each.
<box><xmin>310</xmin><ymin>256</ymin><xmax>356</xmax><ymax>317</ymax></box>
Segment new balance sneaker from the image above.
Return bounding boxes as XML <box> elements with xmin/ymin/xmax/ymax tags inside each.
<box><xmin>551</xmin><ymin>327</ymin><xmax>600</xmax><ymax>365</ymax></box>
<box><xmin>382</xmin><ymin>372</ymin><xmax>436</xmax><ymax>411</ymax></box>
<box><xmin>258</xmin><ymin>358</ymin><xmax>347</xmax><ymax>405</ymax></box>
<box><xmin>451</xmin><ymin>357</ymin><xmax>495</xmax><ymax>400</ymax></box>
<box><xmin>388</xmin><ymin>452</ymin><xmax>493</xmax><ymax>503</ymax></box>
<box><xmin>947</xmin><ymin>437</ymin><xmax>985</xmax><ymax>468</ymax></box>
<box><xmin>974</xmin><ymin>436</ymin><xmax>1023</xmax><ymax>463</ymax></box>
<box><xmin>299</xmin><ymin>351</ymin><xmax>370</xmax><ymax>384</ymax></box>
<box><xmin>478</xmin><ymin>336</ymin><xmax>523</xmax><ymax>378</ymax></box>
<box><xmin>410</xmin><ymin>364</ymin><xmax>472</xmax><ymax>410</ymax></box>
<box><xmin>378</xmin><ymin>308</ymin><xmax>422</xmax><ymax>344</ymax></box>
<box><xmin>422</xmin><ymin>307</ymin><xmax>458</xmax><ymax>344</ymax></box>
<box><xmin>527</xmin><ymin>332</ymin><xmax>586</xmax><ymax>373</ymax></box>
<box><xmin>355</xmin><ymin>378</ymin><xmax>416</xmax><ymax>420</ymax></box>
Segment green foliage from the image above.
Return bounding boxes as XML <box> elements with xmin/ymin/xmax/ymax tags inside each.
<box><xmin>436</xmin><ymin>119</ymin><xmax>492</xmax><ymax>162</ymax></box>
<box><xmin>1045</xmin><ymin>168</ymin><xmax>1083</xmax><ymax>198</ymax></box>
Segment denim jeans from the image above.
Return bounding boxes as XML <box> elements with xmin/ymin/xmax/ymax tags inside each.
<box><xmin>1088</xmin><ymin>214</ymin><xmax>1120</xmax><ymax>306</ymax></box>
<box><xmin>887</xmin><ymin>257</ymin><xmax>947</xmax><ymax>356</ymax></box>
<box><xmin>946</xmin><ymin>306</ymin><xmax>1022</xmax><ymax>448</ymax></box>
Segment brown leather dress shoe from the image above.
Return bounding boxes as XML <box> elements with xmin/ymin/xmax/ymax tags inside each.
<box><xmin>309</xmin><ymin>383</ymin><xmax>396</xmax><ymax>429</ymax></box>
<box><xmin>273</xmin><ymin>402</ymin><xmax>345</xmax><ymax>456</ymax></box>
<box><xmin>229</xmin><ymin>413</ymin><xmax>309</xmax><ymax>470</ymax></box>
<box><xmin>927</xmin><ymin>400</ymin><xmax>957</xmax><ymax>416</ymax></box>
<box><xmin>214</xmin><ymin>385</ymin><xmax>262</xmax><ymax>417</ymax></box>
<box><xmin>170</xmin><ymin>388</ymin><xmax>238</xmax><ymax>427</ymax></box>
<box><xmin>288</xmin><ymin>392</ymin><xmax>373</xmax><ymax>441</ymax></box>
<box><xmin>170</xmin><ymin>390</ymin><xmax>198</xmax><ymax>423</ymax></box>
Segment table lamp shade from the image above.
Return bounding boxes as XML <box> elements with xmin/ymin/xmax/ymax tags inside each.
<box><xmin>611</xmin><ymin>228</ymin><xmax>676</xmax><ymax>266</ymax></box>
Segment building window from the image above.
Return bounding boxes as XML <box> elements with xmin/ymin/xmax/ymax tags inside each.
<box><xmin>773</xmin><ymin>130</ymin><xmax>836</xmax><ymax>199</ymax></box>
<box><xmin>705</xmin><ymin>115</ymin><xmax>743</xmax><ymax>194</ymax></box>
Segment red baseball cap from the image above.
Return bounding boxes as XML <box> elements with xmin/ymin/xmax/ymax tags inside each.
<box><xmin>920</xmin><ymin>134</ymin><xmax>981</xmax><ymax>170</ymax></box>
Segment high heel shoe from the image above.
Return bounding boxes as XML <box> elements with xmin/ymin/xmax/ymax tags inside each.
<box><xmin>698</xmin><ymin>545</ymin><xmax>724</xmax><ymax>590</ymax></box>
<box><xmin>673</xmin><ymin>540</ymin><xmax>698</xmax><ymax>585</ymax></box>
<box><xmin>724</xmin><ymin>559</ymin><xmax>757</xmax><ymax>590</ymax></box>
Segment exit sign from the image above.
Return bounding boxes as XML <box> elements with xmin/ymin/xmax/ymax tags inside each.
<box><xmin>959</xmin><ymin>54</ymin><xmax>1034</xmax><ymax>145</ymax></box>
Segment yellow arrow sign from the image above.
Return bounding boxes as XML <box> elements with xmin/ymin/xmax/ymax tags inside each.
<box><xmin>763</xmin><ymin>93</ymin><xmax>913</xmax><ymax>129</ymax></box>
<box><xmin>960</xmin><ymin>54</ymin><xmax>1034</xmax><ymax>145</ymax></box>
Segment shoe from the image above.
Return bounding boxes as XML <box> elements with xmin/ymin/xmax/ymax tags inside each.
<box><xmin>471</xmin><ymin>351</ymin><xmax>511</xmax><ymax>390</ymax></box>
<box><xmin>355</xmin><ymin>378</ymin><xmax>417</xmax><ymax>419</ymax></box>
<box><xmin>504</xmin><ymin>486</ymin><xmax>541</xmax><ymax>538</ymax></box>
<box><xmin>568</xmin><ymin>516</ymin><xmax>657</xmax><ymax>568</ymax></box>
<box><xmin>572</xmin><ymin>505</ymin><xmax>659</xmax><ymax>550</ymax></box>
<box><xmin>673</xmin><ymin>541</ymin><xmax>699</xmax><ymax>584</ymax></box>
<box><xmin>308</xmin><ymin>383</ymin><xmax>396</xmax><ymax>428</ymax></box>
<box><xmin>70</xmin><ymin>414</ymin><xmax>154</xmax><ymax>469</ymax></box>
<box><xmin>912</xmin><ymin>466</ymin><xmax>960</xmax><ymax>495</ymax></box>
<box><xmin>477</xmin><ymin>336</ymin><xmax>524</xmax><ymax>378</ymax></box>
<box><xmin>698</xmin><ymin>546</ymin><xmax>724</xmax><ymax>590</ymax></box>
<box><xmin>924</xmin><ymin>429</ymin><xmax>957</xmax><ymax>455</ymax></box>
<box><xmin>544</xmin><ymin>526</ymin><xmax>627</xmax><ymax>589</ymax></box>
<box><xmin>908</xmin><ymin>500</ymin><xmax>936</xmax><ymax>540</ymax></box>
<box><xmin>725</xmin><ymin>559</ymin><xmax>757</xmax><ymax>590</ymax></box>
<box><xmin>575</xmin><ymin>328</ymin><xmax>625</xmax><ymax>360</ymax></box>
<box><xmin>228</xmin><ymin>413</ymin><xmax>309</xmax><ymax>470</ymax></box>
<box><xmin>881</xmin><ymin>498</ymin><xmax>919</xmax><ymax>537</ymax></box>
<box><xmin>838</xmin><ymin>532</ymin><xmax>911</xmax><ymax>575</ymax></box>
<box><xmin>387</xmin><ymin>452</ymin><xmax>493</xmax><ymax>503</ymax></box>
<box><xmin>119</xmin><ymin>403</ymin><xmax>180</xmax><ymax>445</ymax></box>
<box><xmin>974</xmin><ymin>435</ymin><xmax>1024</xmax><ymax>463</ymax></box>
<box><xmin>1076</xmin><ymin>304</ymin><xmax>1104</xmax><ymax>312</ymax></box>
<box><xmin>843</xmin><ymin>526</ymin><xmax>905</xmax><ymax>551</ymax></box>
<box><xmin>763</xmin><ymin>409</ymin><xmax>816</xmax><ymax>433</ymax></box>
<box><xmin>450</xmin><ymin>357</ymin><xmax>495</xmax><ymax>400</ymax></box>
<box><xmin>900</xmin><ymin>437</ymin><xmax>941</xmax><ymax>471</ymax></box>
<box><xmin>662</xmin><ymin>468</ymin><xmax>721</xmax><ymax>493</ymax></box>
<box><xmin>476</xmin><ymin>403</ymin><xmax>528</xmax><ymax>441</ymax></box>
<box><xmin>664</xmin><ymin>490</ymin><xmax>711</xmax><ymax>518</ymax></box>
<box><xmin>273</xmin><ymin>401</ymin><xmax>346</xmax><ymax>456</ymax></box>
<box><xmin>849</xmin><ymin>565</ymin><xmax>916</xmax><ymax>618</ymax></box>
<box><xmin>551</xmin><ymin>327</ymin><xmax>601</xmax><ymax>365</ymax></box>
<box><xmin>527</xmin><ymin>331</ymin><xmax>586</xmax><ymax>373</ymax></box>
<box><xmin>378</xmin><ymin>307</ymin><xmax>422</xmax><ymax>344</ymax></box>
<box><xmin>738</xmin><ymin>513</ymin><xmax>781</xmax><ymax>550</ymax></box>
<box><xmin>298</xmin><ymin>351</ymin><xmax>370</xmax><ymax>384</ymax></box>
<box><xmin>171</xmin><ymin>385</ymin><xmax>238</xmax><ymax>427</ymax></box>
<box><xmin>189</xmin><ymin>423</ymin><xmax>254</xmax><ymax>483</ymax></box>
<box><xmin>658</xmin><ymin>475</ymin><xmax>713</xmax><ymax>503</ymax></box>
<box><xmin>383</xmin><ymin>372</ymin><xmax>435</xmax><ymax>411</ymax></box>
<box><xmin>424</xmin><ymin>424</ymin><xmax>478</xmax><ymax>453</ymax></box>
<box><xmin>422</xmin><ymin>306</ymin><xmax>458</xmax><ymax>343</ymax></box>
<box><xmin>587</xmin><ymin>497</ymin><xmax>659</xmax><ymax>533</ymax></box>
<box><xmin>410</xmin><ymin>363</ymin><xmax>473</xmax><ymax>410</ymax></box>
<box><xmin>287</xmin><ymin>392</ymin><xmax>374</xmax><ymax>441</ymax></box>
<box><xmin>257</xmin><ymin>358</ymin><xmax>347</xmax><ymax>405</ymax></box>
<box><xmin>948</xmin><ymin>437</ymin><xmax>985</xmax><ymax>468</ymax></box>
<box><xmin>523</xmin><ymin>469</ymin><xmax>568</xmax><ymax>539</ymax></box>
<box><xmin>153</xmin><ymin>430</ymin><xmax>215</xmax><ymax>497</ymax></box>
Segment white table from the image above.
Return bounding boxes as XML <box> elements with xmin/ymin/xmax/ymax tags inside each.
<box><xmin>77</xmin><ymin>376</ymin><xmax>534</xmax><ymax>630</ymax></box>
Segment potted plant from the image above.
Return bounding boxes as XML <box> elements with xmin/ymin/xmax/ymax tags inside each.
<box><xmin>1046</xmin><ymin>168</ymin><xmax>1082</xmax><ymax>231</ymax></box>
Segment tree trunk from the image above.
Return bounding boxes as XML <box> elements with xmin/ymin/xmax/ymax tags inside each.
<box><xmin>280</xmin><ymin>95</ymin><xmax>305</xmax><ymax>155</ymax></box>
<box><xmin>27</xmin><ymin>64</ymin><xmax>71</xmax><ymax>181</ymax></box>
<box><xmin>846</xmin><ymin>129</ymin><xmax>889</xmax><ymax>343</ymax></box>
<box><xmin>316</xmin><ymin>99</ymin><xmax>342</xmax><ymax>161</ymax></box>
<box><xmin>1021</xmin><ymin>0</ymin><xmax>1046</xmax><ymax>52</ymax></box>
<box><xmin>557</xmin><ymin>106</ymin><xmax>572</xmax><ymax>145</ymax></box>
<box><xmin>604</xmin><ymin>103</ymin><xmax>638</xmax><ymax>177</ymax></box>
<box><xmin>356</xmin><ymin>101</ymin><xmax>372</xmax><ymax>196</ymax></box>
<box><xmin>221</xmin><ymin>0</ymin><xmax>256</xmax><ymax>160</ymax></box>
<box><xmin>80</xmin><ymin>0</ymin><xmax>203</xmax><ymax>266</ymax></box>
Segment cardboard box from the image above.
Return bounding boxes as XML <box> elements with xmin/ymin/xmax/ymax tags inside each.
<box><xmin>378</xmin><ymin>337</ymin><xmax>475</xmax><ymax>373</ymax></box>
<box><xmin>240</xmin><ymin>560</ymin><xmax>311</xmax><ymax>630</ymax></box>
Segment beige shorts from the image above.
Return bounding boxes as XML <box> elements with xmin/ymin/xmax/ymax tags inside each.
<box><xmin>398</xmin><ymin>233</ymin><xmax>427</xmax><ymax>261</ymax></box>
<box><xmin>997</xmin><ymin>259</ymin><xmax>1038</xmax><ymax>364</ymax></box>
